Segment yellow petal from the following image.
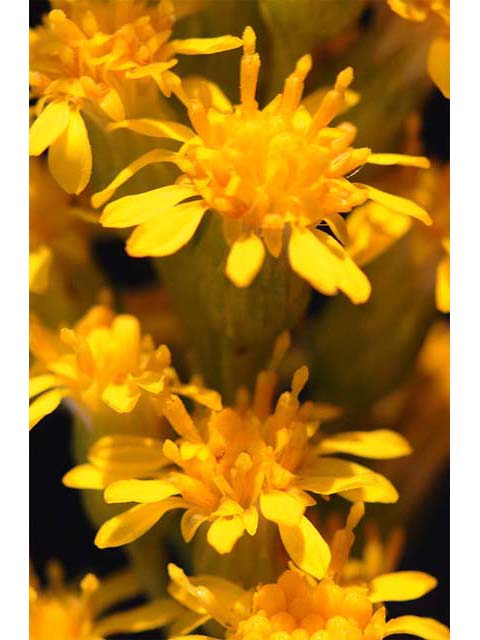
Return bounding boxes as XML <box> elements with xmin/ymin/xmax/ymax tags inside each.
<box><xmin>88</xmin><ymin>435</ymin><xmax>167</xmax><ymax>475</ymax></box>
<box><xmin>299</xmin><ymin>457</ymin><xmax>398</xmax><ymax>502</ymax></box>
<box><xmin>127</xmin><ymin>200</ymin><xmax>209</xmax><ymax>257</ymax></box>
<box><xmin>100</xmin><ymin>183</ymin><xmax>197</xmax><ymax>229</ymax></box>
<box><xmin>181</xmin><ymin>509</ymin><xmax>208</xmax><ymax>543</ymax></box>
<box><xmin>94</xmin><ymin>598</ymin><xmax>182</xmax><ymax>637</ymax></box>
<box><xmin>98</xmin><ymin>87</ymin><xmax>125</xmax><ymax>122</ymax></box>
<box><xmin>92</xmin><ymin>150</ymin><xmax>189</xmax><ymax>208</ymax></box>
<box><xmin>367</xmin><ymin>153</ymin><xmax>430</xmax><ymax>168</ymax></box>
<box><xmin>226</xmin><ymin>234</ymin><xmax>266</xmax><ymax>287</ymax></box>
<box><xmin>108</xmin><ymin>119</ymin><xmax>195</xmax><ymax>142</ymax></box>
<box><xmin>318</xmin><ymin>430</ymin><xmax>412</xmax><ymax>459</ymax></box>
<box><xmin>288</xmin><ymin>227</ymin><xmax>371</xmax><ymax>303</ymax></box>
<box><xmin>428</xmin><ymin>37</ymin><xmax>450</xmax><ymax>99</ymax></box>
<box><xmin>29</xmin><ymin>389</ymin><xmax>64</xmax><ymax>429</ymax></box>
<box><xmin>357</xmin><ymin>185</ymin><xmax>432</xmax><ymax>225</ymax></box>
<box><xmin>95</xmin><ymin>498</ymin><xmax>186</xmax><ymax>548</ymax></box>
<box><xmin>29</xmin><ymin>245</ymin><xmax>52</xmax><ymax>293</ymax></box>
<box><xmin>105</xmin><ymin>479</ymin><xmax>179</xmax><ymax>504</ymax></box>
<box><xmin>62</xmin><ymin>463</ymin><xmax>113</xmax><ymax>490</ymax></box>
<box><xmin>260</xmin><ymin>490</ymin><xmax>305</xmax><ymax>526</ymax></box>
<box><xmin>369</xmin><ymin>571</ymin><xmax>437</xmax><ymax>603</ymax></box>
<box><xmin>175</xmin><ymin>384</ymin><xmax>222</xmax><ymax>411</ymax></box>
<box><xmin>207</xmin><ymin>516</ymin><xmax>245</xmax><ymax>554</ymax></box>
<box><xmin>182</xmin><ymin>75</ymin><xmax>233</xmax><ymax>113</ymax></box>
<box><xmin>279</xmin><ymin>516</ymin><xmax>331</xmax><ymax>580</ymax></box>
<box><xmin>171</xmin><ymin>36</ymin><xmax>243</xmax><ymax>55</ymax></box>
<box><xmin>436</xmin><ymin>255</ymin><xmax>450</xmax><ymax>313</ymax></box>
<box><xmin>242</xmin><ymin>505</ymin><xmax>259</xmax><ymax>535</ymax></box>
<box><xmin>29</xmin><ymin>100</ymin><xmax>71</xmax><ymax>155</ymax></box>
<box><xmin>384</xmin><ymin>615</ymin><xmax>450</xmax><ymax>640</ymax></box>
<box><xmin>101</xmin><ymin>383</ymin><xmax>141</xmax><ymax>413</ymax></box>
<box><xmin>48</xmin><ymin>109</ymin><xmax>92</xmax><ymax>194</ymax></box>
<box><xmin>29</xmin><ymin>374</ymin><xmax>58</xmax><ymax>399</ymax></box>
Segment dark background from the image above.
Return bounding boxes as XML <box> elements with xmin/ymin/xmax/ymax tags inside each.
<box><xmin>29</xmin><ymin>2</ymin><xmax>450</xmax><ymax>637</ymax></box>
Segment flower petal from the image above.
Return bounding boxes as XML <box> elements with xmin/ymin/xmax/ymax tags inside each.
<box><xmin>48</xmin><ymin>109</ymin><xmax>92</xmax><ymax>194</ymax></box>
<box><xmin>260</xmin><ymin>490</ymin><xmax>305</xmax><ymax>526</ymax></box>
<box><xmin>29</xmin><ymin>100</ymin><xmax>71</xmax><ymax>155</ymax></box>
<box><xmin>357</xmin><ymin>185</ymin><xmax>432</xmax><ymax>225</ymax></box>
<box><xmin>88</xmin><ymin>435</ymin><xmax>167</xmax><ymax>475</ymax></box>
<box><xmin>181</xmin><ymin>509</ymin><xmax>208</xmax><ymax>543</ymax></box>
<box><xmin>318</xmin><ymin>430</ymin><xmax>412</xmax><ymax>459</ymax></box>
<box><xmin>95</xmin><ymin>498</ymin><xmax>186</xmax><ymax>548</ymax></box>
<box><xmin>182</xmin><ymin>76</ymin><xmax>233</xmax><ymax>113</ymax></box>
<box><xmin>226</xmin><ymin>234</ymin><xmax>266</xmax><ymax>287</ymax></box>
<box><xmin>384</xmin><ymin>615</ymin><xmax>450</xmax><ymax>639</ymax></box>
<box><xmin>29</xmin><ymin>389</ymin><xmax>64</xmax><ymax>429</ymax></box>
<box><xmin>127</xmin><ymin>201</ymin><xmax>209</xmax><ymax>257</ymax></box>
<box><xmin>94</xmin><ymin>598</ymin><xmax>182</xmax><ymax>637</ymax></box>
<box><xmin>288</xmin><ymin>227</ymin><xmax>371</xmax><ymax>303</ymax></box>
<box><xmin>298</xmin><ymin>457</ymin><xmax>394</xmax><ymax>500</ymax></box>
<box><xmin>100</xmin><ymin>183</ymin><xmax>197</xmax><ymax>229</ymax></box>
<box><xmin>92</xmin><ymin>150</ymin><xmax>190</xmax><ymax>208</ymax></box>
<box><xmin>279</xmin><ymin>516</ymin><xmax>331</xmax><ymax>580</ymax></box>
<box><xmin>171</xmin><ymin>36</ymin><xmax>243</xmax><ymax>55</ymax></box>
<box><xmin>63</xmin><ymin>463</ymin><xmax>113</xmax><ymax>490</ymax></box>
<box><xmin>427</xmin><ymin>37</ymin><xmax>450</xmax><ymax>99</ymax></box>
<box><xmin>101</xmin><ymin>383</ymin><xmax>141</xmax><ymax>413</ymax></box>
<box><xmin>105</xmin><ymin>479</ymin><xmax>179</xmax><ymax>504</ymax></box>
<box><xmin>367</xmin><ymin>153</ymin><xmax>430</xmax><ymax>168</ymax></box>
<box><xmin>29</xmin><ymin>374</ymin><xmax>58</xmax><ymax>399</ymax></box>
<box><xmin>207</xmin><ymin>516</ymin><xmax>245</xmax><ymax>554</ymax></box>
<box><xmin>108</xmin><ymin>119</ymin><xmax>195</xmax><ymax>142</ymax></box>
<box><xmin>369</xmin><ymin>572</ymin><xmax>437</xmax><ymax>603</ymax></box>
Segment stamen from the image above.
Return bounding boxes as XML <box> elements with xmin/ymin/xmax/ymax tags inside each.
<box><xmin>308</xmin><ymin>67</ymin><xmax>354</xmax><ymax>138</ymax></box>
<box><xmin>188</xmin><ymin>99</ymin><xmax>212</xmax><ymax>141</ymax></box>
<box><xmin>280</xmin><ymin>55</ymin><xmax>312</xmax><ymax>115</ymax></box>
<box><xmin>240</xmin><ymin>27</ymin><xmax>260</xmax><ymax>113</ymax></box>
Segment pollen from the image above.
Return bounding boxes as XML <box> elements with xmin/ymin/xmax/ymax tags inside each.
<box><xmin>233</xmin><ymin>571</ymin><xmax>374</xmax><ymax>640</ymax></box>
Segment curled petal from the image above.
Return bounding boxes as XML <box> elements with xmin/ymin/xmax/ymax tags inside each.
<box><xmin>279</xmin><ymin>516</ymin><xmax>331</xmax><ymax>580</ymax></box>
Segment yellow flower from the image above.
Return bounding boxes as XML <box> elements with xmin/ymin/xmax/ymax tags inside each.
<box><xmin>29</xmin><ymin>0</ymin><xmax>242</xmax><ymax>194</ymax></box>
<box><xmin>387</xmin><ymin>0</ymin><xmax>450</xmax><ymax>98</ymax></box>
<box><xmin>93</xmin><ymin>26</ymin><xmax>431</xmax><ymax>303</ymax></box>
<box><xmin>91</xmin><ymin>349</ymin><xmax>410</xmax><ymax>579</ymax></box>
<box><xmin>29</xmin><ymin>303</ymin><xmax>221</xmax><ymax>430</ymax></box>
<box><xmin>348</xmin><ymin>164</ymin><xmax>449</xmax><ymax>312</ymax></box>
<box><xmin>29</xmin><ymin>157</ymin><xmax>95</xmax><ymax>295</ymax></box>
<box><xmin>30</xmin><ymin>560</ymin><xmax>178</xmax><ymax>639</ymax></box>
<box><xmin>141</xmin><ymin>504</ymin><xmax>448</xmax><ymax>640</ymax></box>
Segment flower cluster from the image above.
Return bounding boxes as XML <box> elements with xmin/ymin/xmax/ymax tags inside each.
<box><xmin>93</xmin><ymin>26</ymin><xmax>432</xmax><ymax>303</ymax></box>
<box><xmin>29</xmin><ymin>3</ymin><xmax>450</xmax><ymax>640</ymax></box>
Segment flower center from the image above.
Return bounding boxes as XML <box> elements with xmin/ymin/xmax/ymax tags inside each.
<box><xmin>231</xmin><ymin>571</ymin><xmax>373</xmax><ymax>640</ymax></box>
<box><xmin>182</xmin><ymin>28</ymin><xmax>369</xmax><ymax>231</ymax></box>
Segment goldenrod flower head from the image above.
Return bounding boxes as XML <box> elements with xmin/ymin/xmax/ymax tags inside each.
<box><xmin>95</xmin><ymin>26</ymin><xmax>431</xmax><ymax>303</ymax></box>
<box><xmin>29</xmin><ymin>0</ymin><xmax>242</xmax><ymax>194</ymax></box>
<box><xmin>30</xmin><ymin>565</ymin><xmax>101</xmax><ymax>640</ymax></box>
<box><xmin>92</xmin><ymin>341</ymin><xmax>410</xmax><ymax>579</ymax></box>
<box><xmin>29</xmin><ymin>304</ymin><xmax>221</xmax><ymax>429</ymax></box>
<box><xmin>29</xmin><ymin>157</ymin><xmax>92</xmax><ymax>294</ymax></box>
<box><xmin>347</xmin><ymin>163</ymin><xmax>449</xmax><ymax>312</ymax></box>
<box><xmin>159</xmin><ymin>506</ymin><xmax>448</xmax><ymax>640</ymax></box>
<box><xmin>30</xmin><ymin>560</ymin><xmax>171</xmax><ymax>639</ymax></box>
<box><xmin>387</xmin><ymin>1</ymin><xmax>450</xmax><ymax>97</ymax></box>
